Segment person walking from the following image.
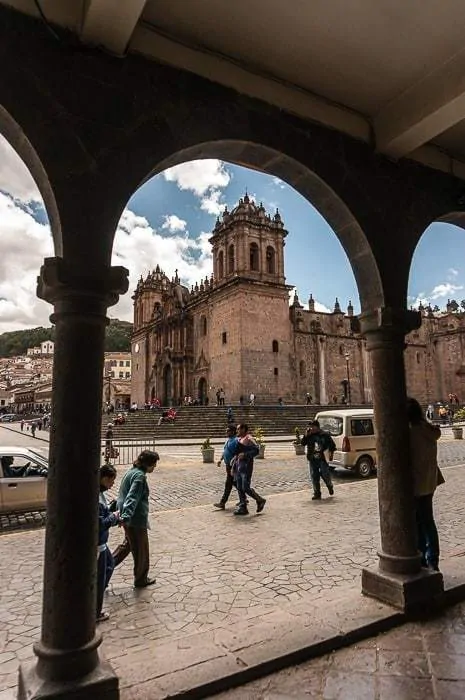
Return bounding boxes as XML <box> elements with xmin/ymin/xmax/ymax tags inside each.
<box><xmin>31</xmin><ymin>422</ymin><xmax>36</xmax><ymax>438</ymax></box>
<box><xmin>407</xmin><ymin>397</ymin><xmax>442</xmax><ymax>572</ymax></box>
<box><xmin>301</xmin><ymin>419</ymin><xmax>336</xmax><ymax>500</ymax></box>
<box><xmin>233</xmin><ymin>423</ymin><xmax>266</xmax><ymax>515</ymax></box>
<box><xmin>96</xmin><ymin>464</ymin><xmax>120</xmax><ymax>622</ymax></box>
<box><xmin>213</xmin><ymin>425</ymin><xmax>240</xmax><ymax>510</ymax></box>
<box><xmin>112</xmin><ymin>450</ymin><xmax>159</xmax><ymax>588</ymax></box>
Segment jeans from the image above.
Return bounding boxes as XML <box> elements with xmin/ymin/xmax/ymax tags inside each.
<box><xmin>415</xmin><ymin>494</ymin><xmax>440</xmax><ymax>569</ymax></box>
<box><xmin>236</xmin><ymin>462</ymin><xmax>263</xmax><ymax>508</ymax></box>
<box><xmin>220</xmin><ymin>466</ymin><xmax>235</xmax><ymax>504</ymax></box>
<box><xmin>96</xmin><ymin>546</ymin><xmax>114</xmax><ymax>616</ymax></box>
<box><xmin>308</xmin><ymin>458</ymin><xmax>333</xmax><ymax>495</ymax></box>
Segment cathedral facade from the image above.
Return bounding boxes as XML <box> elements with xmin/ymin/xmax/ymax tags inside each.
<box><xmin>131</xmin><ymin>196</ymin><xmax>465</xmax><ymax>406</ymax></box>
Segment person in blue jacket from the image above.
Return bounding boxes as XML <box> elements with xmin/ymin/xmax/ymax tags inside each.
<box><xmin>97</xmin><ymin>464</ymin><xmax>120</xmax><ymax>622</ymax></box>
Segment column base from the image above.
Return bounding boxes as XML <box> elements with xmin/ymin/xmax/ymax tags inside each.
<box><xmin>17</xmin><ymin>659</ymin><xmax>119</xmax><ymax>700</ymax></box>
<box><xmin>362</xmin><ymin>566</ymin><xmax>444</xmax><ymax>614</ymax></box>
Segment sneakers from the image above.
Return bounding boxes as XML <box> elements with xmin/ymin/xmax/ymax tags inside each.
<box><xmin>328</xmin><ymin>485</ymin><xmax>334</xmax><ymax>496</ymax></box>
<box><xmin>134</xmin><ymin>577</ymin><xmax>156</xmax><ymax>588</ymax></box>
<box><xmin>257</xmin><ymin>498</ymin><xmax>266</xmax><ymax>513</ymax></box>
<box><xmin>312</xmin><ymin>494</ymin><xmax>321</xmax><ymax>500</ymax></box>
<box><xmin>233</xmin><ymin>508</ymin><xmax>249</xmax><ymax>516</ymax></box>
<box><xmin>213</xmin><ymin>502</ymin><xmax>225</xmax><ymax>509</ymax></box>
<box><xmin>96</xmin><ymin>611</ymin><xmax>110</xmax><ymax>623</ymax></box>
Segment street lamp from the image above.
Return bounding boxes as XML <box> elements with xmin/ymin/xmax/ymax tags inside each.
<box><xmin>344</xmin><ymin>352</ymin><xmax>352</xmax><ymax>405</ymax></box>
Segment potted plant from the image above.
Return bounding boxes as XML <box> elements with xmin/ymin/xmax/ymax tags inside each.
<box><xmin>293</xmin><ymin>427</ymin><xmax>306</xmax><ymax>455</ymax></box>
<box><xmin>200</xmin><ymin>438</ymin><xmax>215</xmax><ymax>463</ymax></box>
<box><xmin>253</xmin><ymin>427</ymin><xmax>266</xmax><ymax>459</ymax></box>
<box><xmin>451</xmin><ymin>407</ymin><xmax>465</xmax><ymax>439</ymax></box>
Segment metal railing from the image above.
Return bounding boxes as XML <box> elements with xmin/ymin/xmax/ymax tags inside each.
<box><xmin>101</xmin><ymin>439</ymin><xmax>157</xmax><ymax>467</ymax></box>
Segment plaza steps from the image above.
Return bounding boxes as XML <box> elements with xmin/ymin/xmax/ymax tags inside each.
<box><xmin>103</xmin><ymin>404</ymin><xmax>369</xmax><ymax>441</ymax></box>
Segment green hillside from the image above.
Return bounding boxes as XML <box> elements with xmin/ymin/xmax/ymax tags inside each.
<box><xmin>0</xmin><ymin>319</ymin><xmax>133</xmax><ymax>357</ymax></box>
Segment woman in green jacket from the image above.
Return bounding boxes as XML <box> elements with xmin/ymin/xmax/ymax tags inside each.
<box><xmin>112</xmin><ymin>450</ymin><xmax>159</xmax><ymax>587</ymax></box>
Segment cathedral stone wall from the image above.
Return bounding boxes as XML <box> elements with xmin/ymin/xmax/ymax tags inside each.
<box><xmin>130</xmin><ymin>197</ymin><xmax>465</xmax><ymax>407</ymax></box>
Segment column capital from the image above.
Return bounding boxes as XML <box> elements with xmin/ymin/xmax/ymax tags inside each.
<box><xmin>37</xmin><ymin>257</ymin><xmax>129</xmax><ymax>317</ymax></box>
<box><xmin>353</xmin><ymin>307</ymin><xmax>421</xmax><ymax>346</ymax></box>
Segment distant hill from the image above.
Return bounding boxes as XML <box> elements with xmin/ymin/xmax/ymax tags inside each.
<box><xmin>0</xmin><ymin>319</ymin><xmax>133</xmax><ymax>357</ymax></box>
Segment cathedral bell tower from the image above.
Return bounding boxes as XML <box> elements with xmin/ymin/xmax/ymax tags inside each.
<box><xmin>209</xmin><ymin>193</ymin><xmax>288</xmax><ymax>285</ymax></box>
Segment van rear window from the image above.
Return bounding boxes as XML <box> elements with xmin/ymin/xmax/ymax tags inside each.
<box><xmin>318</xmin><ymin>416</ymin><xmax>343</xmax><ymax>436</ymax></box>
<box><xmin>351</xmin><ymin>419</ymin><xmax>374</xmax><ymax>436</ymax></box>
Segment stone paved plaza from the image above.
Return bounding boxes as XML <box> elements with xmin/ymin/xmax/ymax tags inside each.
<box><xmin>215</xmin><ymin>600</ymin><xmax>465</xmax><ymax>699</ymax></box>
<box><xmin>1</xmin><ymin>445</ymin><xmax>465</xmax><ymax>698</ymax></box>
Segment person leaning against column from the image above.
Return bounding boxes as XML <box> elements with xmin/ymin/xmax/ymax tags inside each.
<box><xmin>112</xmin><ymin>450</ymin><xmax>159</xmax><ymax>587</ymax></box>
<box><xmin>407</xmin><ymin>397</ymin><xmax>443</xmax><ymax>572</ymax></box>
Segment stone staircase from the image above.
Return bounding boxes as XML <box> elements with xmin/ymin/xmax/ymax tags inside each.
<box><xmin>102</xmin><ymin>404</ymin><xmax>369</xmax><ymax>441</ymax></box>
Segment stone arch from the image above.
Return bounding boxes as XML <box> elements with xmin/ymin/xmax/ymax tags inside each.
<box><xmin>250</xmin><ymin>242</ymin><xmax>259</xmax><ymax>271</ymax></box>
<box><xmin>0</xmin><ymin>104</ymin><xmax>61</xmax><ymax>255</ymax></box>
<box><xmin>198</xmin><ymin>377</ymin><xmax>207</xmax><ymax>404</ymax></box>
<box><xmin>132</xmin><ymin>141</ymin><xmax>383</xmax><ymax>312</ymax></box>
<box><xmin>266</xmin><ymin>245</ymin><xmax>276</xmax><ymax>274</ymax></box>
<box><xmin>228</xmin><ymin>244</ymin><xmax>235</xmax><ymax>274</ymax></box>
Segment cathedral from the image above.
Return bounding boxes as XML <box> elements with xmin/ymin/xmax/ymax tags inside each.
<box><xmin>131</xmin><ymin>196</ymin><xmax>465</xmax><ymax>406</ymax></box>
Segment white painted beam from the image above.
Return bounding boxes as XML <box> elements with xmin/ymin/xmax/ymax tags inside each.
<box><xmin>81</xmin><ymin>0</ymin><xmax>148</xmax><ymax>55</ymax></box>
<box><xmin>375</xmin><ymin>46</ymin><xmax>465</xmax><ymax>158</ymax></box>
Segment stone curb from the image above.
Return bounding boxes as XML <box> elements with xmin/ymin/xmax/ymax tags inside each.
<box><xmin>0</xmin><ymin>424</ymin><xmax>49</xmax><ymax>443</ymax></box>
<box><xmin>145</xmin><ymin>571</ymin><xmax>465</xmax><ymax>700</ymax></box>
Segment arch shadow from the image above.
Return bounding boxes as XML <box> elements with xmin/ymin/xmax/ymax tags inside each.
<box><xmin>139</xmin><ymin>140</ymin><xmax>383</xmax><ymax>313</ymax></box>
<box><xmin>0</xmin><ymin>104</ymin><xmax>62</xmax><ymax>256</ymax></box>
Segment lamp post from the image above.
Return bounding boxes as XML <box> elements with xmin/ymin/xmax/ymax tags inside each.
<box><xmin>344</xmin><ymin>352</ymin><xmax>352</xmax><ymax>405</ymax></box>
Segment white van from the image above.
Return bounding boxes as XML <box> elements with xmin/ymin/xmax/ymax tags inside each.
<box><xmin>315</xmin><ymin>408</ymin><xmax>377</xmax><ymax>478</ymax></box>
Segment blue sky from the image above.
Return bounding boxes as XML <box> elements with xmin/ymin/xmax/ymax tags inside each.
<box><xmin>0</xmin><ymin>136</ymin><xmax>464</xmax><ymax>331</ymax></box>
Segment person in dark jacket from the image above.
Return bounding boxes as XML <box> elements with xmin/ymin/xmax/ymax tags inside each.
<box><xmin>301</xmin><ymin>420</ymin><xmax>336</xmax><ymax>500</ymax></box>
<box><xmin>97</xmin><ymin>464</ymin><xmax>120</xmax><ymax>622</ymax></box>
<box><xmin>112</xmin><ymin>450</ymin><xmax>159</xmax><ymax>588</ymax></box>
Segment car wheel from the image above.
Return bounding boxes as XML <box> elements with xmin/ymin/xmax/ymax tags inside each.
<box><xmin>356</xmin><ymin>456</ymin><xmax>374</xmax><ymax>479</ymax></box>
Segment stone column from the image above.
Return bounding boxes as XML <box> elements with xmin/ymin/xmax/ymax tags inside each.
<box><xmin>358</xmin><ymin>307</ymin><xmax>443</xmax><ymax>611</ymax></box>
<box><xmin>19</xmin><ymin>258</ymin><xmax>128</xmax><ymax>700</ymax></box>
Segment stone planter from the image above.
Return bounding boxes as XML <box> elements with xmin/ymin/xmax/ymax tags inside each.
<box><xmin>452</xmin><ymin>427</ymin><xmax>463</xmax><ymax>440</ymax></box>
<box><xmin>294</xmin><ymin>443</ymin><xmax>305</xmax><ymax>456</ymax></box>
<box><xmin>256</xmin><ymin>444</ymin><xmax>266</xmax><ymax>459</ymax></box>
<box><xmin>201</xmin><ymin>447</ymin><xmax>215</xmax><ymax>463</ymax></box>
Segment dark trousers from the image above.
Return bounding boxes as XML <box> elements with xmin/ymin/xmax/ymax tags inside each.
<box><xmin>220</xmin><ymin>466</ymin><xmax>235</xmax><ymax>504</ymax></box>
<box><xmin>112</xmin><ymin>525</ymin><xmax>150</xmax><ymax>586</ymax></box>
<box><xmin>309</xmin><ymin>458</ymin><xmax>333</xmax><ymax>495</ymax></box>
<box><xmin>415</xmin><ymin>494</ymin><xmax>440</xmax><ymax>569</ymax></box>
<box><xmin>96</xmin><ymin>546</ymin><xmax>114</xmax><ymax>616</ymax></box>
<box><xmin>236</xmin><ymin>463</ymin><xmax>263</xmax><ymax>508</ymax></box>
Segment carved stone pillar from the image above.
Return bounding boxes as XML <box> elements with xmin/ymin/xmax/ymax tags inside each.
<box><xmin>358</xmin><ymin>308</ymin><xmax>443</xmax><ymax>611</ymax></box>
<box><xmin>18</xmin><ymin>257</ymin><xmax>129</xmax><ymax>700</ymax></box>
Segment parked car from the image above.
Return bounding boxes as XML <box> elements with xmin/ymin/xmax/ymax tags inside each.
<box><xmin>315</xmin><ymin>408</ymin><xmax>377</xmax><ymax>478</ymax></box>
<box><xmin>0</xmin><ymin>447</ymin><xmax>48</xmax><ymax>514</ymax></box>
<box><xmin>0</xmin><ymin>414</ymin><xmax>17</xmax><ymax>423</ymax></box>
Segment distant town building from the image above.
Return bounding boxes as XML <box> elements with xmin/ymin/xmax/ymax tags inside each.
<box><xmin>131</xmin><ymin>196</ymin><xmax>465</xmax><ymax>406</ymax></box>
<box><xmin>26</xmin><ymin>341</ymin><xmax>54</xmax><ymax>356</ymax></box>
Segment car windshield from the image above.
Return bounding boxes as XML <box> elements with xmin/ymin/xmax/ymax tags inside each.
<box><xmin>318</xmin><ymin>416</ymin><xmax>343</xmax><ymax>436</ymax></box>
<box><xmin>28</xmin><ymin>450</ymin><xmax>48</xmax><ymax>467</ymax></box>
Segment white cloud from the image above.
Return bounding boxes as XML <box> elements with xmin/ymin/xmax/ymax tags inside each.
<box><xmin>0</xmin><ymin>135</ymin><xmax>42</xmax><ymax>203</ymax></box>
<box><xmin>163</xmin><ymin>160</ymin><xmax>231</xmax><ymax>197</ymax></box>
<box><xmin>162</xmin><ymin>214</ymin><xmax>187</xmax><ymax>233</ymax></box>
<box><xmin>0</xmin><ymin>192</ymin><xmax>54</xmax><ymax>332</ymax></box>
<box><xmin>200</xmin><ymin>189</ymin><xmax>224</xmax><ymax>216</ymax></box>
<box><xmin>448</xmin><ymin>267</ymin><xmax>459</xmax><ymax>279</ymax></box>
<box><xmin>430</xmin><ymin>283</ymin><xmax>463</xmax><ymax>300</ymax></box>
<box><xmin>111</xmin><ymin>207</ymin><xmax>213</xmax><ymax>321</ymax></box>
<box><xmin>272</xmin><ymin>176</ymin><xmax>286</xmax><ymax>190</ymax></box>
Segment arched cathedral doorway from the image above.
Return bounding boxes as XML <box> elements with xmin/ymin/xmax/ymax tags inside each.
<box><xmin>198</xmin><ymin>377</ymin><xmax>207</xmax><ymax>405</ymax></box>
<box><xmin>163</xmin><ymin>364</ymin><xmax>173</xmax><ymax>406</ymax></box>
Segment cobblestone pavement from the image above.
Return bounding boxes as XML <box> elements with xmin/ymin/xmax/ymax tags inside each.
<box><xmin>1</xmin><ymin>463</ymin><xmax>465</xmax><ymax>697</ymax></box>
<box><xmin>2</xmin><ymin>437</ymin><xmax>465</xmax><ymax>532</ymax></box>
<box><xmin>215</xmin><ymin>601</ymin><xmax>465</xmax><ymax>699</ymax></box>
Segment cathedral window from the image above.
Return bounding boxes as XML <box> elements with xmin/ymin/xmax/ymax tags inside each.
<box><xmin>299</xmin><ymin>360</ymin><xmax>306</xmax><ymax>377</ymax></box>
<box><xmin>201</xmin><ymin>315</ymin><xmax>207</xmax><ymax>336</ymax></box>
<box><xmin>272</xmin><ymin>340</ymin><xmax>279</xmax><ymax>353</ymax></box>
<box><xmin>222</xmin><ymin>331</ymin><xmax>227</xmax><ymax>344</ymax></box>
<box><xmin>218</xmin><ymin>250</ymin><xmax>224</xmax><ymax>278</ymax></box>
<box><xmin>274</xmin><ymin>367</ymin><xmax>279</xmax><ymax>376</ymax></box>
<box><xmin>250</xmin><ymin>242</ymin><xmax>259</xmax><ymax>271</ymax></box>
<box><xmin>266</xmin><ymin>246</ymin><xmax>276</xmax><ymax>274</ymax></box>
<box><xmin>228</xmin><ymin>244</ymin><xmax>235</xmax><ymax>274</ymax></box>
